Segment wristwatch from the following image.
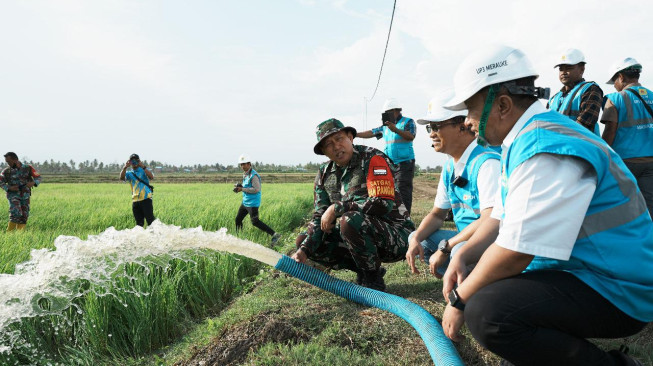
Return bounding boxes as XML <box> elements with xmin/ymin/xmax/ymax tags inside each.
<box><xmin>448</xmin><ymin>289</ymin><xmax>465</xmax><ymax>311</ymax></box>
<box><xmin>438</xmin><ymin>239</ymin><xmax>451</xmax><ymax>254</ymax></box>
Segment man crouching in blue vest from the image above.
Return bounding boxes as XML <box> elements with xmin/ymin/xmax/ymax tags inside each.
<box><xmin>440</xmin><ymin>45</ymin><xmax>653</xmax><ymax>366</ymax></box>
<box><xmin>291</xmin><ymin>119</ymin><xmax>415</xmax><ymax>292</ymax></box>
<box><xmin>405</xmin><ymin>90</ymin><xmax>500</xmax><ymax>278</ymax></box>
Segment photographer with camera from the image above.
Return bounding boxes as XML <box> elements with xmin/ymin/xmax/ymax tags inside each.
<box><xmin>356</xmin><ymin>98</ymin><xmax>416</xmax><ymax>214</ymax></box>
<box><xmin>120</xmin><ymin>153</ymin><xmax>155</xmax><ymax>227</ymax></box>
<box><xmin>234</xmin><ymin>154</ymin><xmax>281</xmax><ymax>245</ymax></box>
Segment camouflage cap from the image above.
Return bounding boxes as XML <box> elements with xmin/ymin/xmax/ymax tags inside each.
<box><xmin>313</xmin><ymin>118</ymin><xmax>357</xmax><ymax>155</ymax></box>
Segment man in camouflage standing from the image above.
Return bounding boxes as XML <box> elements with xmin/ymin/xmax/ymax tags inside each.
<box><xmin>292</xmin><ymin>119</ymin><xmax>415</xmax><ymax>291</ymax></box>
<box><xmin>1</xmin><ymin>152</ymin><xmax>42</xmax><ymax>231</ymax></box>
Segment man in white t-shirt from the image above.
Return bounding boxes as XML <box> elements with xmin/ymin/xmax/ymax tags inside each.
<box><xmin>405</xmin><ymin>91</ymin><xmax>500</xmax><ymax>277</ymax></box>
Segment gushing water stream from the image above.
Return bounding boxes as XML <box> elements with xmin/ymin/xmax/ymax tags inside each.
<box><xmin>0</xmin><ymin>221</ymin><xmax>280</xmax><ymax>360</ymax></box>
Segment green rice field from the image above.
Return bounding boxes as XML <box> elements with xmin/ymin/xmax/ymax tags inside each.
<box><xmin>0</xmin><ymin>183</ymin><xmax>313</xmax><ymax>365</ymax></box>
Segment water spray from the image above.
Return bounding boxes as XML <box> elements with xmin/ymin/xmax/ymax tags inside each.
<box><xmin>0</xmin><ymin>222</ymin><xmax>463</xmax><ymax>365</ymax></box>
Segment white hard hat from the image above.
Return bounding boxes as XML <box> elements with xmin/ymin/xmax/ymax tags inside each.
<box><xmin>382</xmin><ymin>98</ymin><xmax>401</xmax><ymax>112</ymax></box>
<box><xmin>237</xmin><ymin>154</ymin><xmax>251</xmax><ymax>165</ymax></box>
<box><xmin>554</xmin><ymin>48</ymin><xmax>586</xmax><ymax>68</ymax></box>
<box><xmin>416</xmin><ymin>88</ymin><xmax>467</xmax><ymax>125</ymax></box>
<box><xmin>606</xmin><ymin>57</ymin><xmax>642</xmax><ymax>84</ymax></box>
<box><xmin>444</xmin><ymin>45</ymin><xmax>539</xmax><ymax>111</ymax></box>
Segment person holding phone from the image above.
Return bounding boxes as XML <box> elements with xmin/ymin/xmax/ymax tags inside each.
<box><xmin>120</xmin><ymin>153</ymin><xmax>155</xmax><ymax>227</ymax></box>
<box><xmin>356</xmin><ymin>98</ymin><xmax>416</xmax><ymax>214</ymax></box>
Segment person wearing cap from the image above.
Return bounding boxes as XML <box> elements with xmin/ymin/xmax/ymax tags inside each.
<box><xmin>233</xmin><ymin>154</ymin><xmax>281</xmax><ymax>245</ymax></box>
<box><xmin>120</xmin><ymin>153</ymin><xmax>156</xmax><ymax>227</ymax></box>
<box><xmin>547</xmin><ymin>48</ymin><xmax>603</xmax><ymax>135</ymax></box>
<box><xmin>438</xmin><ymin>45</ymin><xmax>652</xmax><ymax>365</ymax></box>
<box><xmin>356</xmin><ymin>98</ymin><xmax>416</xmax><ymax>214</ymax></box>
<box><xmin>601</xmin><ymin>57</ymin><xmax>653</xmax><ymax>218</ymax></box>
<box><xmin>1</xmin><ymin>152</ymin><xmax>42</xmax><ymax>231</ymax></box>
<box><xmin>404</xmin><ymin>91</ymin><xmax>500</xmax><ymax>278</ymax></box>
<box><xmin>291</xmin><ymin>118</ymin><xmax>415</xmax><ymax>291</ymax></box>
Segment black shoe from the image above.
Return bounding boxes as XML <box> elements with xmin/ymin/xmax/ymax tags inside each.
<box><xmin>361</xmin><ymin>267</ymin><xmax>387</xmax><ymax>292</ymax></box>
<box><xmin>608</xmin><ymin>345</ymin><xmax>643</xmax><ymax>366</ymax></box>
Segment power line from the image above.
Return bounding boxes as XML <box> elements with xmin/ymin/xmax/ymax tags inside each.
<box><xmin>367</xmin><ymin>0</ymin><xmax>397</xmax><ymax>102</ymax></box>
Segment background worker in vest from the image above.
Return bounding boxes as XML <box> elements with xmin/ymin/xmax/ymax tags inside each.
<box><xmin>547</xmin><ymin>48</ymin><xmax>603</xmax><ymax>135</ymax></box>
<box><xmin>1</xmin><ymin>152</ymin><xmax>42</xmax><ymax>231</ymax></box>
<box><xmin>292</xmin><ymin>119</ymin><xmax>414</xmax><ymax>291</ymax></box>
<box><xmin>120</xmin><ymin>153</ymin><xmax>155</xmax><ymax>227</ymax></box>
<box><xmin>405</xmin><ymin>90</ymin><xmax>500</xmax><ymax>278</ymax></box>
<box><xmin>440</xmin><ymin>45</ymin><xmax>652</xmax><ymax>366</ymax></box>
<box><xmin>602</xmin><ymin>57</ymin><xmax>653</xmax><ymax>218</ymax></box>
<box><xmin>356</xmin><ymin>98</ymin><xmax>416</xmax><ymax>214</ymax></box>
<box><xmin>233</xmin><ymin>154</ymin><xmax>281</xmax><ymax>245</ymax></box>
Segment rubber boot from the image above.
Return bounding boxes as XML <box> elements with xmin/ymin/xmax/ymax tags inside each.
<box><xmin>7</xmin><ymin>222</ymin><xmax>17</xmax><ymax>231</ymax></box>
<box><xmin>16</xmin><ymin>223</ymin><xmax>26</xmax><ymax>230</ymax></box>
<box><xmin>361</xmin><ymin>267</ymin><xmax>387</xmax><ymax>292</ymax></box>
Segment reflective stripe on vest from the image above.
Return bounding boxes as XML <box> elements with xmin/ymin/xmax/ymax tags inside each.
<box><xmin>548</xmin><ymin>81</ymin><xmax>601</xmax><ymax>136</ymax></box>
<box><xmin>443</xmin><ymin>145</ymin><xmax>500</xmax><ymax>232</ymax></box>
<box><xmin>501</xmin><ymin>111</ymin><xmax>653</xmax><ymax>321</ymax></box>
<box><xmin>382</xmin><ymin>117</ymin><xmax>415</xmax><ymax>163</ymax></box>
<box><xmin>605</xmin><ymin>86</ymin><xmax>653</xmax><ymax>159</ymax></box>
<box><xmin>242</xmin><ymin>169</ymin><xmax>262</xmax><ymax>207</ymax></box>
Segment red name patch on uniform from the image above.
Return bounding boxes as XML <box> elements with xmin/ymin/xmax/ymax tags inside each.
<box><xmin>367</xmin><ymin>155</ymin><xmax>395</xmax><ymax>199</ymax></box>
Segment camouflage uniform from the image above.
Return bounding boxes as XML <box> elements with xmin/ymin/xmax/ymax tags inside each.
<box><xmin>0</xmin><ymin>164</ymin><xmax>41</xmax><ymax>224</ymax></box>
<box><xmin>299</xmin><ymin>144</ymin><xmax>415</xmax><ymax>272</ymax></box>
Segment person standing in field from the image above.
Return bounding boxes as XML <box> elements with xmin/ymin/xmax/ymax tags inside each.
<box><xmin>292</xmin><ymin>119</ymin><xmax>415</xmax><ymax>291</ymax></box>
<box><xmin>547</xmin><ymin>48</ymin><xmax>603</xmax><ymax>135</ymax></box>
<box><xmin>601</xmin><ymin>57</ymin><xmax>653</xmax><ymax>218</ymax></box>
<box><xmin>439</xmin><ymin>44</ymin><xmax>652</xmax><ymax>365</ymax></box>
<box><xmin>120</xmin><ymin>153</ymin><xmax>156</xmax><ymax>227</ymax></box>
<box><xmin>1</xmin><ymin>152</ymin><xmax>42</xmax><ymax>231</ymax></box>
<box><xmin>404</xmin><ymin>91</ymin><xmax>500</xmax><ymax>278</ymax></box>
<box><xmin>356</xmin><ymin>98</ymin><xmax>416</xmax><ymax>214</ymax></box>
<box><xmin>233</xmin><ymin>154</ymin><xmax>281</xmax><ymax>245</ymax></box>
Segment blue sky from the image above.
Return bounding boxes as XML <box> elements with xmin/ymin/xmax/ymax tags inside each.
<box><xmin>1</xmin><ymin>0</ymin><xmax>652</xmax><ymax>168</ymax></box>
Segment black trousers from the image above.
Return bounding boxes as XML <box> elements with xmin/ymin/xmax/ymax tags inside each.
<box><xmin>465</xmin><ymin>270</ymin><xmax>647</xmax><ymax>366</ymax></box>
<box><xmin>132</xmin><ymin>198</ymin><xmax>155</xmax><ymax>227</ymax></box>
<box><xmin>395</xmin><ymin>159</ymin><xmax>415</xmax><ymax>214</ymax></box>
<box><xmin>235</xmin><ymin>204</ymin><xmax>275</xmax><ymax>236</ymax></box>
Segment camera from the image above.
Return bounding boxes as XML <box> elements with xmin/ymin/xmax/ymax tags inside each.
<box><xmin>233</xmin><ymin>183</ymin><xmax>243</xmax><ymax>193</ymax></box>
<box><xmin>130</xmin><ymin>159</ymin><xmax>139</xmax><ymax>165</ymax></box>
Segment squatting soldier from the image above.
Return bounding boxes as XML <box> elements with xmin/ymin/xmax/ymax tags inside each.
<box><xmin>1</xmin><ymin>152</ymin><xmax>42</xmax><ymax>231</ymax></box>
<box><xmin>292</xmin><ymin>119</ymin><xmax>415</xmax><ymax>291</ymax></box>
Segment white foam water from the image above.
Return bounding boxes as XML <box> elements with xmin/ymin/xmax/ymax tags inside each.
<box><xmin>0</xmin><ymin>221</ymin><xmax>282</xmax><ymax>357</ymax></box>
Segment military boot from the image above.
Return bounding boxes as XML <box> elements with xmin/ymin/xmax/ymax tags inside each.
<box><xmin>361</xmin><ymin>267</ymin><xmax>387</xmax><ymax>292</ymax></box>
<box><xmin>16</xmin><ymin>224</ymin><xmax>26</xmax><ymax>230</ymax></box>
<box><xmin>7</xmin><ymin>222</ymin><xmax>17</xmax><ymax>231</ymax></box>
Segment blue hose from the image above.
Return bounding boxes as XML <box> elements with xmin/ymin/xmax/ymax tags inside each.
<box><xmin>274</xmin><ymin>255</ymin><xmax>464</xmax><ymax>366</ymax></box>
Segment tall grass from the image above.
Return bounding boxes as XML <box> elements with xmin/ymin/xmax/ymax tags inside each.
<box><xmin>0</xmin><ymin>183</ymin><xmax>313</xmax><ymax>365</ymax></box>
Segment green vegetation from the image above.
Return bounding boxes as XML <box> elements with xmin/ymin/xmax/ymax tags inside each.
<box><xmin>0</xmin><ymin>183</ymin><xmax>313</xmax><ymax>365</ymax></box>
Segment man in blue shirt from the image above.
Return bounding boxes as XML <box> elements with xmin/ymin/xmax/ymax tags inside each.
<box><xmin>357</xmin><ymin>98</ymin><xmax>416</xmax><ymax>214</ymax></box>
<box><xmin>120</xmin><ymin>153</ymin><xmax>155</xmax><ymax>227</ymax></box>
<box><xmin>234</xmin><ymin>154</ymin><xmax>281</xmax><ymax>245</ymax></box>
<box><xmin>601</xmin><ymin>57</ymin><xmax>653</xmax><ymax>218</ymax></box>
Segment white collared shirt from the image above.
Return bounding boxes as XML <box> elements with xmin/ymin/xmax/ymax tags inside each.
<box><xmin>434</xmin><ymin>140</ymin><xmax>500</xmax><ymax>212</ymax></box>
<box><xmin>491</xmin><ymin>101</ymin><xmax>597</xmax><ymax>260</ymax></box>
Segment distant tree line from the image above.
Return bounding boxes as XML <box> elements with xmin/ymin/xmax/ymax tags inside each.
<box><xmin>0</xmin><ymin>158</ymin><xmax>441</xmax><ymax>174</ymax></box>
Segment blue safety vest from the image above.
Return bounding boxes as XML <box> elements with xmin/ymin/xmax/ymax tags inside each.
<box><xmin>242</xmin><ymin>169</ymin><xmax>262</xmax><ymax>207</ymax></box>
<box><xmin>605</xmin><ymin>86</ymin><xmax>653</xmax><ymax>159</ymax></box>
<box><xmin>548</xmin><ymin>81</ymin><xmax>601</xmax><ymax>135</ymax></box>
<box><xmin>501</xmin><ymin>110</ymin><xmax>653</xmax><ymax>322</ymax></box>
<box><xmin>442</xmin><ymin>145</ymin><xmax>500</xmax><ymax>232</ymax></box>
<box><xmin>381</xmin><ymin>117</ymin><xmax>415</xmax><ymax>164</ymax></box>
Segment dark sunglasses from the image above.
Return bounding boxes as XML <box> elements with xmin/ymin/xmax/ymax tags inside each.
<box><xmin>425</xmin><ymin>121</ymin><xmax>460</xmax><ymax>133</ymax></box>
